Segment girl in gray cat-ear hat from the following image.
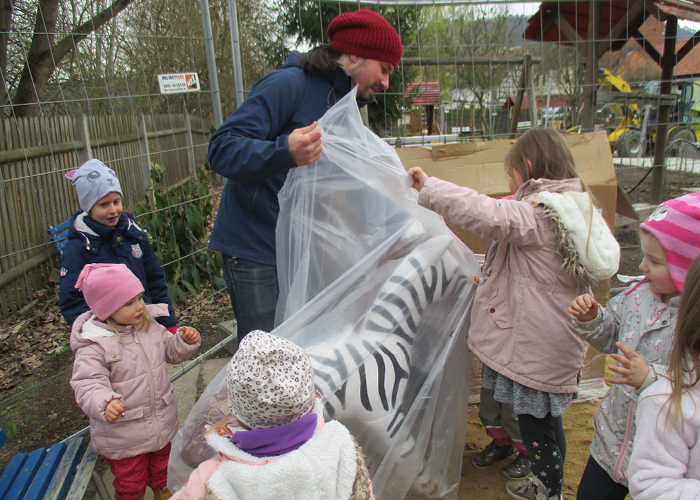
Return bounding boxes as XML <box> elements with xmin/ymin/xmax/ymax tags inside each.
<box><xmin>59</xmin><ymin>159</ymin><xmax>179</xmax><ymax>332</ymax></box>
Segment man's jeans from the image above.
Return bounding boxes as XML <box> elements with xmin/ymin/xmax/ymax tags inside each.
<box><xmin>221</xmin><ymin>255</ymin><xmax>279</xmax><ymax>341</ymax></box>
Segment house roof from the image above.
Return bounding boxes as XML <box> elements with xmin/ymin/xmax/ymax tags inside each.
<box><xmin>405</xmin><ymin>81</ymin><xmax>442</xmax><ymax>106</ymax></box>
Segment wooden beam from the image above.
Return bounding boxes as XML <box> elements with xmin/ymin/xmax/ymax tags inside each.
<box><xmin>651</xmin><ymin>15</ymin><xmax>678</xmax><ymax>204</ymax></box>
<box><xmin>509</xmin><ymin>61</ymin><xmax>528</xmax><ymax>139</ymax></box>
<box><xmin>553</xmin><ymin>16</ymin><xmax>587</xmax><ymax>58</ymax></box>
<box><xmin>632</xmin><ymin>28</ymin><xmax>663</xmax><ymax>65</ymax></box>
<box><xmin>400</xmin><ymin>56</ymin><xmax>542</xmax><ymax>66</ymax></box>
<box><xmin>597</xmin><ymin>89</ymin><xmax>677</xmax><ymax>105</ymax></box>
<box><xmin>582</xmin><ymin>1</ymin><xmax>602</xmax><ymax>131</ymax></box>
<box><xmin>597</xmin><ymin>0</ymin><xmax>649</xmax><ymax>54</ymax></box>
<box><xmin>675</xmin><ymin>28</ymin><xmax>700</xmax><ymax>63</ymax></box>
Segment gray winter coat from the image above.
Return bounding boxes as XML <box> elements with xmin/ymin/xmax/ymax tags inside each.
<box><xmin>573</xmin><ymin>280</ymin><xmax>679</xmax><ymax>486</ymax></box>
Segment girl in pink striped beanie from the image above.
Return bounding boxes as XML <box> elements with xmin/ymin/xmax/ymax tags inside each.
<box><xmin>569</xmin><ymin>191</ymin><xmax>700</xmax><ymax>500</ymax></box>
<box><xmin>639</xmin><ymin>191</ymin><xmax>700</xmax><ymax>293</ymax></box>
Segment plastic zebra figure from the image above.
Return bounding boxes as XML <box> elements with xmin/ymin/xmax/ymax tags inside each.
<box><xmin>307</xmin><ymin>227</ymin><xmax>472</xmax><ymax>497</ymax></box>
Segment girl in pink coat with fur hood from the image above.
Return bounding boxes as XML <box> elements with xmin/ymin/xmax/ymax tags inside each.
<box><xmin>70</xmin><ymin>263</ymin><xmax>200</xmax><ymax>500</ymax></box>
<box><xmin>409</xmin><ymin>128</ymin><xmax>620</xmax><ymax>500</ymax></box>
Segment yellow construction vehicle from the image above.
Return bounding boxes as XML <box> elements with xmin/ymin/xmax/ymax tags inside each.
<box><xmin>598</xmin><ymin>71</ymin><xmax>700</xmax><ymax>157</ymax></box>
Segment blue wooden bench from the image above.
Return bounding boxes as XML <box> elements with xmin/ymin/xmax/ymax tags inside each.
<box><xmin>47</xmin><ymin>220</ymin><xmax>70</xmax><ymax>254</ymax></box>
<box><xmin>0</xmin><ymin>429</ymin><xmax>110</xmax><ymax>500</ymax></box>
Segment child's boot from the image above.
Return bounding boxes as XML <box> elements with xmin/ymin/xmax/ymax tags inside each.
<box><xmin>503</xmin><ymin>452</ymin><xmax>531</xmax><ymax>479</ymax></box>
<box><xmin>152</xmin><ymin>487</ymin><xmax>172</xmax><ymax>500</ymax></box>
<box><xmin>473</xmin><ymin>439</ymin><xmax>515</xmax><ymax>468</ymax></box>
<box><xmin>506</xmin><ymin>477</ymin><xmax>559</xmax><ymax>500</ymax></box>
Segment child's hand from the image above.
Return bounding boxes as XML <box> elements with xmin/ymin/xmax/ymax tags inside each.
<box><xmin>407</xmin><ymin>167</ymin><xmax>429</xmax><ymax>192</ymax></box>
<box><xmin>105</xmin><ymin>399</ymin><xmax>125</xmax><ymax>422</ymax></box>
<box><xmin>181</xmin><ymin>326</ymin><xmax>200</xmax><ymax>345</ymax></box>
<box><xmin>607</xmin><ymin>342</ymin><xmax>650</xmax><ymax>389</ymax></box>
<box><xmin>568</xmin><ymin>294</ymin><xmax>599</xmax><ymax>322</ymax></box>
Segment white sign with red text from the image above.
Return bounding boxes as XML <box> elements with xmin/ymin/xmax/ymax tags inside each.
<box><xmin>157</xmin><ymin>73</ymin><xmax>200</xmax><ymax>94</ymax></box>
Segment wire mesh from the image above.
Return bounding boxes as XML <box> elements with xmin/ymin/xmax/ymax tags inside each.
<box><xmin>2</xmin><ymin>0</ymin><xmax>700</xmax><ymax>484</ymax></box>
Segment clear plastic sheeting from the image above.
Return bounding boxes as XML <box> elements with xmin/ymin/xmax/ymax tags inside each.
<box><xmin>168</xmin><ymin>88</ymin><xmax>480</xmax><ymax>500</ymax></box>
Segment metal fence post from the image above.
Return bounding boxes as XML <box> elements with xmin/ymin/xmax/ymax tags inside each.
<box><xmin>200</xmin><ymin>0</ymin><xmax>223</xmax><ymax>128</ymax></box>
<box><xmin>227</xmin><ymin>0</ymin><xmax>245</xmax><ymax>109</ymax></box>
<box><xmin>135</xmin><ymin>114</ymin><xmax>153</xmax><ymax>205</ymax></box>
<box><xmin>184</xmin><ymin>113</ymin><xmax>196</xmax><ymax>177</ymax></box>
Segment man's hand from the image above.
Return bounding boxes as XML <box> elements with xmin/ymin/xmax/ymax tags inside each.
<box><xmin>105</xmin><ymin>399</ymin><xmax>125</xmax><ymax>422</ymax></box>
<box><xmin>568</xmin><ymin>294</ymin><xmax>599</xmax><ymax>322</ymax></box>
<box><xmin>288</xmin><ymin>122</ymin><xmax>323</xmax><ymax>166</ymax></box>
<box><xmin>407</xmin><ymin>167</ymin><xmax>429</xmax><ymax>192</ymax></box>
<box><xmin>607</xmin><ymin>342</ymin><xmax>650</xmax><ymax>389</ymax></box>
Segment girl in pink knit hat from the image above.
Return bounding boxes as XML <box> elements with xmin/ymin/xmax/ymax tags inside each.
<box><xmin>69</xmin><ymin>263</ymin><xmax>201</xmax><ymax>500</ymax></box>
<box><xmin>570</xmin><ymin>191</ymin><xmax>700</xmax><ymax>500</ymax></box>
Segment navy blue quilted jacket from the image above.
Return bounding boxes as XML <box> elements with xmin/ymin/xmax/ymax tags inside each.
<box><xmin>207</xmin><ymin>51</ymin><xmax>357</xmax><ymax>265</ymax></box>
<box><xmin>59</xmin><ymin>210</ymin><xmax>178</xmax><ymax>328</ymax></box>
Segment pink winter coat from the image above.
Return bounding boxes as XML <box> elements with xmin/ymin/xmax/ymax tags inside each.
<box><xmin>70</xmin><ymin>304</ymin><xmax>199</xmax><ymax>460</ymax></box>
<box><xmin>418</xmin><ymin>177</ymin><xmax>617</xmax><ymax>393</ymax></box>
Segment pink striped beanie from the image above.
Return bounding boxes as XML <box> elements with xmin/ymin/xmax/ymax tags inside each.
<box><xmin>640</xmin><ymin>191</ymin><xmax>700</xmax><ymax>292</ymax></box>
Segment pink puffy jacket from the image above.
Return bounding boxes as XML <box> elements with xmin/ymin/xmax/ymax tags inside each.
<box><xmin>70</xmin><ymin>304</ymin><xmax>199</xmax><ymax>460</ymax></box>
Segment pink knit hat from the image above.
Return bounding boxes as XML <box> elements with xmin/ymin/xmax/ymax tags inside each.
<box><xmin>640</xmin><ymin>191</ymin><xmax>700</xmax><ymax>292</ymax></box>
<box><xmin>75</xmin><ymin>263</ymin><xmax>145</xmax><ymax>321</ymax></box>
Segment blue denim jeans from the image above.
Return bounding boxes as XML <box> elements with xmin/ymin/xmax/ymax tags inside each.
<box><xmin>221</xmin><ymin>255</ymin><xmax>279</xmax><ymax>341</ymax></box>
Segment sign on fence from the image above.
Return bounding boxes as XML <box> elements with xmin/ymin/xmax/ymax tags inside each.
<box><xmin>157</xmin><ymin>73</ymin><xmax>200</xmax><ymax>94</ymax></box>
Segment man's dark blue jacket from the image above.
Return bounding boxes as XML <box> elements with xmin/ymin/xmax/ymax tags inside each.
<box><xmin>59</xmin><ymin>210</ymin><xmax>178</xmax><ymax>328</ymax></box>
<box><xmin>207</xmin><ymin>52</ymin><xmax>355</xmax><ymax>265</ymax></box>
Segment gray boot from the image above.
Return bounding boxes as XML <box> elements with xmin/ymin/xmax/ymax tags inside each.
<box><xmin>503</xmin><ymin>452</ymin><xmax>531</xmax><ymax>479</ymax></box>
<box><xmin>473</xmin><ymin>440</ymin><xmax>515</xmax><ymax>469</ymax></box>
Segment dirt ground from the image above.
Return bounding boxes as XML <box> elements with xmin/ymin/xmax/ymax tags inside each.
<box><xmin>1</xmin><ymin>166</ymin><xmax>699</xmax><ymax>498</ymax></box>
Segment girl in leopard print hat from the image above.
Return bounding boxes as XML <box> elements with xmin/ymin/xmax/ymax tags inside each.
<box><xmin>171</xmin><ymin>330</ymin><xmax>374</xmax><ymax>500</ymax></box>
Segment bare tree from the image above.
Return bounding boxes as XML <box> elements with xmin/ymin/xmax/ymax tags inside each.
<box><xmin>5</xmin><ymin>0</ymin><xmax>134</xmax><ymax>116</ymax></box>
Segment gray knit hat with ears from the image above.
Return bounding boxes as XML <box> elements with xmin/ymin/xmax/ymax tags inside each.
<box><xmin>66</xmin><ymin>159</ymin><xmax>122</xmax><ymax>214</ymax></box>
<box><xmin>227</xmin><ymin>330</ymin><xmax>315</xmax><ymax>430</ymax></box>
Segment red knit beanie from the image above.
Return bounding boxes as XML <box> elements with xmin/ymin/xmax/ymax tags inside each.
<box><xmin>328</xmin><ymin>9</ymin><xmax>403</xmax><ymax>68</ymax></box>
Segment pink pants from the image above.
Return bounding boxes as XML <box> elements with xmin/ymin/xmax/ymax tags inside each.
<box><xmin>105</xmin><ymin>443</ymin><xmax>171</xmax><ymax>500</ymax></box>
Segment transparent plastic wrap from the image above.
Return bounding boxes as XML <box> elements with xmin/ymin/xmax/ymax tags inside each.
<box><xmin>169</xmin><ymin>88</ymin><xmax>480</xmax><ymax>500</ymax></box>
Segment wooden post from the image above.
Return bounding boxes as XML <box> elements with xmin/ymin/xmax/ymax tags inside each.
<box><xmin>509</xmin><ymin>61</ymin><xmax>527</xmax><ymax>138</ymax></box>
<box><xmin>581</xmin><ymin>1</ymin><xmax>601</xmax><ymax>132</ymax></box>
<box><xmin>184</xmin><ymin>113</ymin><xmax>196</xmax><ymax>177</ymax></box>
<box><xmin>426</xmin><ymin>105</ymin><xmax>434</xmax><ymax>135</ymax></box>
<box><xmin>651</xmin><ymin>15</ymin><xmax>678</xmax><ymax>205</ymax></box>
<box><xmin>470</xmin><ymin>104</ymin><xmax>476</xmax><ymax>138</ymax></box>
<box><xmin>74</xmin><ymin>115</ymin><xmax>92</xmax><ymax>165</ymax></box>
<box><xmin>526</xmin><ymin>55</ymin><xmax>538</xmax><ymax>128</ymax></box>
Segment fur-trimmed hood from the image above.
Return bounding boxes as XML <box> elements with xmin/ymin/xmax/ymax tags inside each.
<box><xmin>515</xmin><ymin>178</ymin><xmax>620</xmax><ymax>288</ymax></box>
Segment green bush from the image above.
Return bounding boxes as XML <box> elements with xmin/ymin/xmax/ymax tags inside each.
<box><xmin>134</xmin><ymin>162</ymin><xmax>225</xmax><ymax>303</ymax></box>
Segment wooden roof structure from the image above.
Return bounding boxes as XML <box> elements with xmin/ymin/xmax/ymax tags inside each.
<box><xmin>522</xmin><ymin>0</ymin><xmax>700</xmax><ymax>203</ymax></box>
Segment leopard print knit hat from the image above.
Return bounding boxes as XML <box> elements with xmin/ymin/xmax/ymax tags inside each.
<box><xmin>227</xmin><ymin>330</ymin><xmax>315</xmax><ymax>429</ymax></box>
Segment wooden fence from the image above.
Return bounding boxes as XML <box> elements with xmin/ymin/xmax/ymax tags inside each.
<box><xmin>0</xmin><ymin>113</ymin><xmax>212</xmax><ymax>317</ymax></box>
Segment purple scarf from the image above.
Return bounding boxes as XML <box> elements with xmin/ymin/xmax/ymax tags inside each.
<box><xmin>231</xmin><ymin>413</ymin><xmax>318</xmax><ymax>458</ymax></box>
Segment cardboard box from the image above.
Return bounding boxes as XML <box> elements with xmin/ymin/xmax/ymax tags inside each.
<box><xmin>396</xmin><ymin>131</ymin><xmax>636</xmax><ymax>403</ymax></box>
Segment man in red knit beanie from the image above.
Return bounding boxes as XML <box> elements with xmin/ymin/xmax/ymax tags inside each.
<box><xmin>208</xmin><ymin>9</ymin><xmax>402</xmax><ymax>341</ymax></box>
